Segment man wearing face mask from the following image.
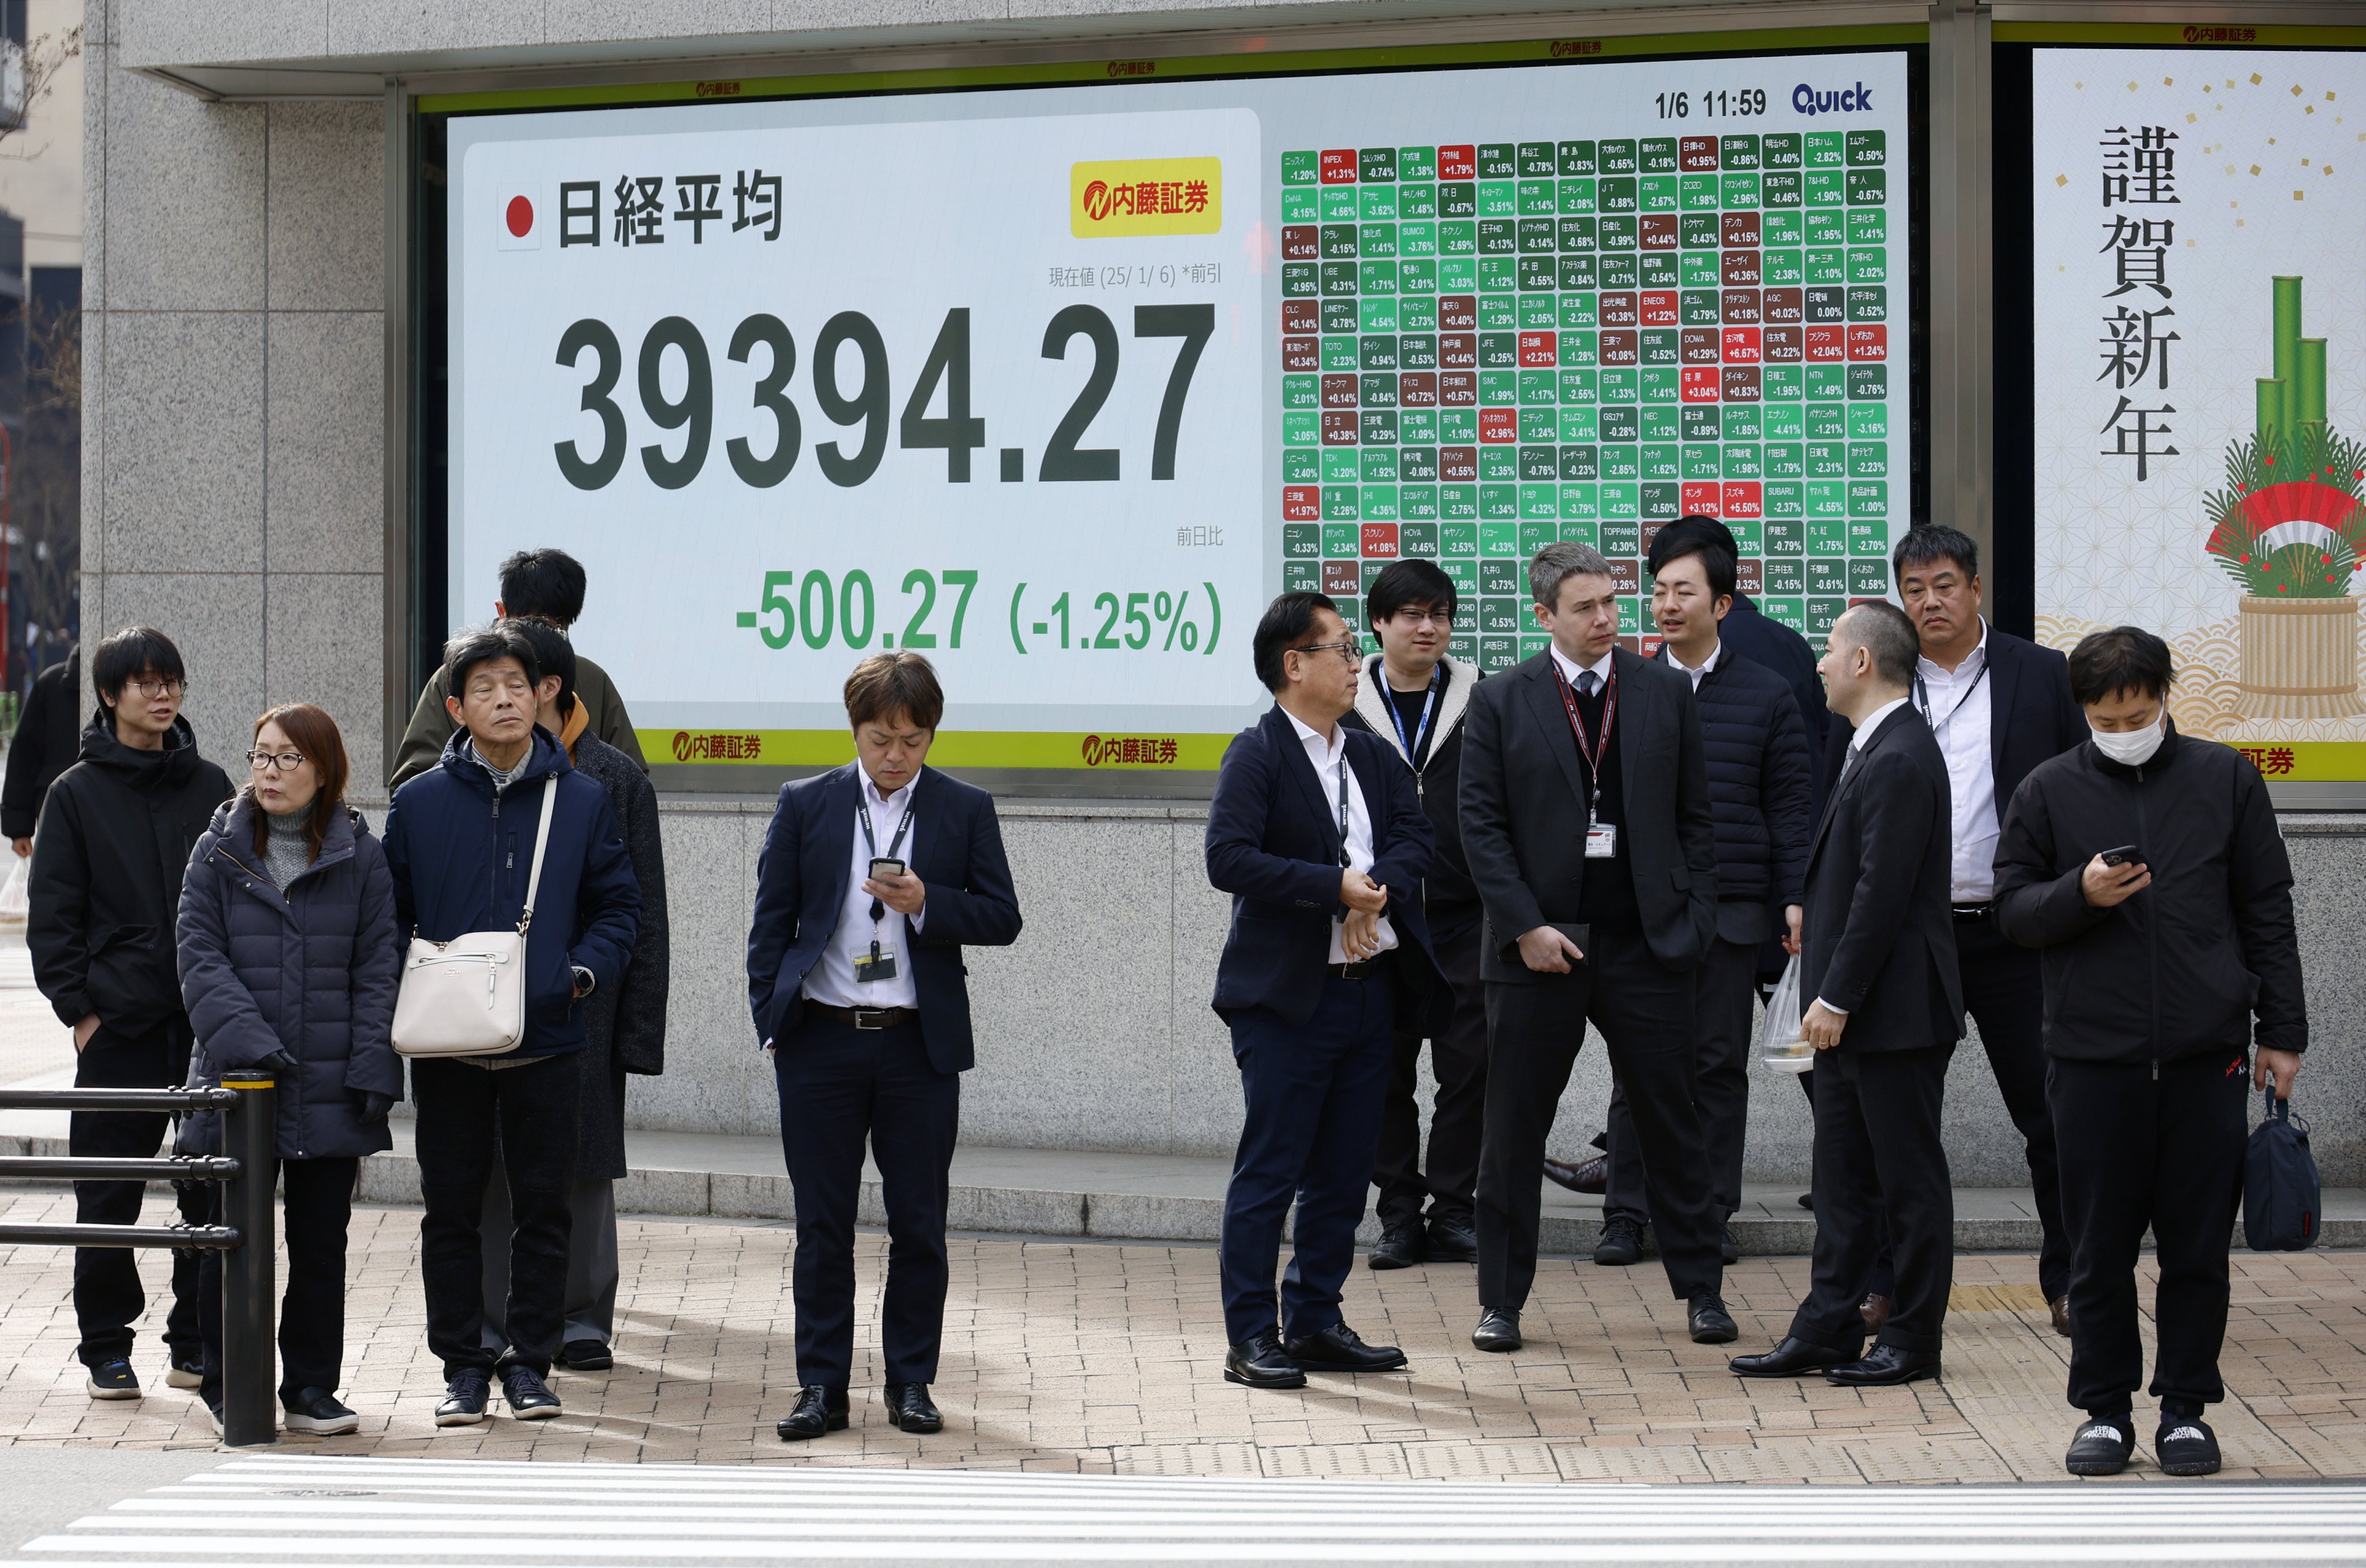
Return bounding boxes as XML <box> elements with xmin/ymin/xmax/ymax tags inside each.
<box><xmin>1993</xmin><ymin>627</ymin><xmax>2305</xmax><ymax>1481</ymax></box>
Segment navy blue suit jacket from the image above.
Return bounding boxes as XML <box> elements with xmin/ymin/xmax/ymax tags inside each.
<box><xmin>1205</xmin><ymin>704</ymin><xmax>1447</xmax><ymax>1032</ymax></box>
<box><xmin>745</xmin><ymin>762</ymin><xmax>1022</xmax><ymax>1076</ymax></box>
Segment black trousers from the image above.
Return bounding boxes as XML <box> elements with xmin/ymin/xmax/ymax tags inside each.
<box><xmin>1790</xmin><ymin>1043</ymin><xmax>1953</xmax><ymax>1355</ymax></box>
<box><xmin>1221</xmin><ymin>972</ymin><xmax>1395</xmax><ymax>1346</ymax></box>
<box><xmin>413</xmin><ymin>1053</ymin><xmax>582</xmax><ymax>1378</ymax></box>
<box><xmin>1477</xmin><ymin>925</ymin><xmax>1722</xmax><ymax>1309</ymax></box>
<box><xmin>2050</xmin><ymin>1050</ymin><xmax>2249</xmax><ymax>1420</ymax></box>
<box><xmin>70</xmin><ymin>1021</ymin><xmax>203</xmax><ymax>1368</ymax></box>
<box><xmin>774</xmin><ymin>1013</ymin><xmax>960</xmax><ymax>1390</ymax></box>
<box><xmin>197</xmin><ymin>1157</ymin><xmax>358</xmax><ymax>1407</ymax></box>
<box><xmin>1372</xmin><ymin>923</ymin><xmax>1487</xmax><ymax>1229</ymax></box>
<box><xmin>1956</xmin><ymin>911</ymin><xmax>2070</xmax><ymax>1301</ymax></box>
<box><xmin>1606</xmin><ymin>935</ymin><xmax>1758</xmax><ymax>1224</ymax></box>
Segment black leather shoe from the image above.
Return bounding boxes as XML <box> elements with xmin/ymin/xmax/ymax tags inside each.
<box><xmin>1543</xmin><ymin>1155</ymin><xmax>1608</xmax><ymax>1195</ymax></box>
<box><xmin>2064</xmin><ymin>1416</ymin><xmax>2135</xmax><ymax>1476</ymax></box>
<box><xmin>1729</xmin><ymin>1336</ymin><xmax>1858</xmax><ymax>1378</ymax></box>
<box><xmin>498</xmin><ymin>1364</ymin><xmax>562</xmax><ymax>1420</ymax></box>
<box><xmin>559</xmin><ymin>1339</ymin><xmax>613</xmax><ymax>1372</ymax></box>
<box><xmin>1471</xmin><ymin>1307</ymin><xmax>1521</xmax><ymax>1353</ymax></box>
<box><xmin>1688</xmin><ymin>1294</ymin><xmax>1739</xmax><ymax>1344</ymax></box>
<box><xmin>883</xmin><ymin>1382</ymin><xmax>942</xmax><ymax>1433</ymax></box>
<box><xmin>1721</xmin><ymin>1224</ymin><xmax>1740</xmax><ymax>1266</ymax></box>
<box><xmin>1593</xmin><ymin>1214</ymin><xmax>1644</xmax><ymax>1266</ymax></box>
<box><xmin>775</xmin><ymin>1385</ymin><xmax>849</xmax><ymax>1440</ymax></box>
<box><xmin>1826</xmin><ymin>1343</ymin><xmax>1941</xmax><ymax>1386</ymax></box>
<box><xmin>1424</xmin><ymin>1211</ymin><xmax>1478</xmax><ymax>1263</ymax></box>
<box><xmin>1367</xmin><ymin>1221</ymin><xmax>1423</xmax><ymax>1270</ymax></box>
<box><xmin>1223</xmin><ymin>1332</ymin><xmax>1306</xmax><ymax>1389</ymax></box>
<box><xmin>1284</xmin><ymin>1322</ymin><xmax>1407</xmax><ymax>1373</ymax></box>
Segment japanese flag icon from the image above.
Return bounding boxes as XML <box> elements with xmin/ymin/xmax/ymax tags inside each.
<box><xmin>495</xmin><ymin>184</ymin><xmax>542</xmax><ymax>250</ymax></box>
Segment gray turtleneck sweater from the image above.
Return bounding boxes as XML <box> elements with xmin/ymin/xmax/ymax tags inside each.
<box><xmin>262</xmin><ymin>808</ymin><xmax>312</xmax><ymax>889</ymax></box>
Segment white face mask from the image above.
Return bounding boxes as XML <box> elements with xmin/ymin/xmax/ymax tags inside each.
<box><xmin>2089</xmin><ymin>714</ymin><xmax>2165</xmax><ymax>767</ymax></box>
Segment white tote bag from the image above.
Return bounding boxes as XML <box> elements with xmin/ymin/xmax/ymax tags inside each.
<box><xmin>392</xmin><ymin>776</ymin><xmax>557</xmax><ymax>1059</ymax></box>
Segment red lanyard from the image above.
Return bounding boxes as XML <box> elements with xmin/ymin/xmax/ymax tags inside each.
<box><xmin>1551</xmin><ymin>659</ymin><xmax>1617</xmax><ymax>822</ymax></box>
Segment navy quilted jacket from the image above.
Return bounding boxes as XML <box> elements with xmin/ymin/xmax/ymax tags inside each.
<box><xmin>1657</xmin><ymin>646</ymin><xmax>1814</xmax><ymax>915</ymax></box>
<box><xmin>176</xmin><ymin>790</ymin><xmax>404</xmax><ymax>1160</ymax></box>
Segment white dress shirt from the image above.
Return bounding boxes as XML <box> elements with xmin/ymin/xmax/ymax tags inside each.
<box><xmin>1815</xmin><ymin>696</ymin><xmax>1911</xmax><ymax>1018</ymax></box>
<box><xmin>1665</xmin><ymin>638</ymin><xmax>1721</xmax><ymax>690</ymax></box>
<box><xmin>1283</xmin><ymin>708</ymin><xmax>1399</xmax><ymax>964</ymax></box>
<box><xmin>1914</xmin><ymin>622</ymin><xmax>1997</xmax><ymax>904</ymax></box>
<box><xmin>1548</xmin><ymin>642</ymin><xmax>1617</xmax><ymax>696</ymax></box>
<box><xmin>801</xmin><ymin>772</ymin><xmax>925</xmax><ymax>1009</ymax></box>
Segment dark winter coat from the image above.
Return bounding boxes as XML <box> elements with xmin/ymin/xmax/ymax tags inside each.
<box><xmin>1344</xmin><ymin>653</ymin><xmax>1480</xmax><ymax>941</ymax></box>
<box><xmin>29</xmin><ymin>708</ymin><xmax>235</xmax><ymax>1032</ymax></box>
<box><xmin>174</xmin><ymin>791</ymin><xmax>404</xmax><ymax>1160</ymax></box>
<box><xmin>2</xmin><ymin>646</ymin><xmax>79</xmax><ymax>841</ymax></box>
<box><xmin>1993</xmin><ymin>726</ymin><xmax>2307</xmax><ymax>1066</ymax></box>
<box><xmin>382</xmin><ymin>726</ymin><xmax>641</xmax><ymax>1058</ymax></box>
<box><xmin>567</xmin><ymin>730</ymin><xmax>668</xmax><ymax>1181</ymax></box>
<box><xmin>1654</xmin><ymin>646</ymin><xmax>1813</xmax><ymax>944</ymax></box>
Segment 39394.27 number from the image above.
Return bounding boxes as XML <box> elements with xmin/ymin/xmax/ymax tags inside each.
<box><xmin>552</xmin><ymin>305</ymin><xmax>1214</xmax><ymax>493</ymax></box>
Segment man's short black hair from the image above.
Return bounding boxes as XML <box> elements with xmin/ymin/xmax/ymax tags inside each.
<box><xmin>442</xmin><ymin>623</ymin><xmax>541</xmax><ymax>698</ymax></box>
<box><xmin>1367</xmin><ymin>559</ymin><xmax>1457</xmax><ymax>629</ymax></box>
<box><xmin>1647</xmin><ymin>514</ymin><xmax>1739</xmax><ymax>578</ymax></box>
<box><xmin>2067</xmin><ymin>626</ymin><xmax>2175</xmax><ymax>705</ymax></box>
<box><xmin>506</xmin><ymin>618</ymin><xmax>577</xmax><ymax>718</ymax></box>
<box><xmin>1253</xmin><ymin>591</ymin><xmax>1339</xmax><ymax>693</ymax></box>
<box><xmin>1652</xmin><ymin>529</ymin><xmax>1737</xmax><ymax>602</ymax></box>
<box><xmin>91</xmin><ymin>626</ymin><xmax>186</xmax><ymax>704</ymax></box>
<box><xmin>497</xmin><ymin>549</ymin><xmax>589</xmax><ymax>627</ymax></box>
<box><xmin>1838</xmin><ymin>600</ymin><xmax>1921</xmax><ymax>688</ymax></box>
<box><xmin>1892</xmin><ymin>524</ymin><xmax>1979</xmax><ymax>583</ymax></box>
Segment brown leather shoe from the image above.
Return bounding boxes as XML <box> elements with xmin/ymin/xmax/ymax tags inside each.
<box><xmin>2050</xmin><ymin>1295</ymin><xmax>2071</xmax><ymax>1337</ymax></box>
<box><xmin>1543</xmin><ymin>1155</ymin><xmax>1609</xmax><ymax>1195</ymax></box>
<box><xmin>1859</xmin><ymin>1293</ymin><xmax>1892</xmax><ymax>1335</ymax></box>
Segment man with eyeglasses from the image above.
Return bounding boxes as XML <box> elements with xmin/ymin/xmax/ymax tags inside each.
<box><xmin>28</xmin><ymin>626</ymin><xmax>235</xmax><ymax>1402</ymax></box>
<box><xmin>1205</xmin><ymin>592</ymin><xmax>1447</xmax><ymax>1391</ymax></box>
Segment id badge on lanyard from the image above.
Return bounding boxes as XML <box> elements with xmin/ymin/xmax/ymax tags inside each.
<box><xmin>1555</xmin><ymin>663</ymin><xmax>1620</xmax><ymax>859</ymax></box>
<box><xmin>855</xmin><ymin>790</ymin><xmax>915</xmax><ymax>983</ymax></box>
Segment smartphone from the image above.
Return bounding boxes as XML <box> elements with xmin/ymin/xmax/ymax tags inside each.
<box><xmin>2098</xmin><ymin>844</ymin><xmax>2143</xmax><ymax>867</ymax></box>
<box><xmin>869</xmin><ymin>857</ymin><xmax>907</xmax><ymax>880</ymax></box>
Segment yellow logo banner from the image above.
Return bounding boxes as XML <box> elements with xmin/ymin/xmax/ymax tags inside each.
<box><xmin>1070</xmin><ymin>158</ymin><xmax>1222</xmax><ymax>237</ymax></box>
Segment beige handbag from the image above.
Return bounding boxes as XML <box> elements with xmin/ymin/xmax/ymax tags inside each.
<box><xmin>391</xmin><ymin>775</ymin><xmax>557</xmax><ymax>1058</ymax></box>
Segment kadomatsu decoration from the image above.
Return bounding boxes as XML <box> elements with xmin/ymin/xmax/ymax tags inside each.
<box><xmin>2204</xmin><ymin>276</ymin><xmax>2366</xmax><ymax>719</ymax></box>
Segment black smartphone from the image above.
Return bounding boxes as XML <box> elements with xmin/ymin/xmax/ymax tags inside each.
<box><xmin>2098</xmin><ymin>844</ymin><xmax>2143</xmax><ymax>867</ymax></box>
<box><xmin>869</xmin><ymin>857</ymin><xmax>907</xmax><ymax>880</ymax></box>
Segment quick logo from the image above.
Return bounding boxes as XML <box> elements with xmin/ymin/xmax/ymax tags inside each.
<box><xmin>1793</xmin><ymin>81</ymin><xmax>1875</xmax><ymax>116</ymax></box>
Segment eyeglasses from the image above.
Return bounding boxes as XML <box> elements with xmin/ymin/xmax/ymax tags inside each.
<box><xmin>125</xmin><ymin>677</ymin><xmax>186</xmax><ymax>699</ymax></box>
<box><xmin>1290</xmin><ymin>635</ymin><xmax>1364</xmax><ymax>664</ymax></box>
<box><xmin>1383</xmin><ymin>608</ymin><xmax>1453</xmax><ymax>629</ymax></box>
<box><xmin>246</xmin><ymin>750</ymin><xmax>308</xmax><ymax>773</ymax></box>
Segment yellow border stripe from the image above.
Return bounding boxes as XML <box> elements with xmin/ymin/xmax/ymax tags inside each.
<box><xmin>640</xmin><ymin>728</ymin><xmax>1231</xmax><ymax>771</ymax></box>
<box><xmin>1994</xmin><ymin>23</ymin><xmax>2366</xmax><ymax>47</ymax></box>
<box><xmin>2224</xmin><ymin>741</ymin><xmax>2366</xmax><ymax>785</ymax></box>
<box><xmin>421</xmin><ymin>25</ymin><xmax>1926</xmax><ymax>113</ymax></box>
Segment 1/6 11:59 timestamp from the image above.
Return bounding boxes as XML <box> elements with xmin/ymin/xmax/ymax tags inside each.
<box><xmin>1654</xmin><ymin>88</ymin><xmax>1769</xmax><ymax>118</ymax></box>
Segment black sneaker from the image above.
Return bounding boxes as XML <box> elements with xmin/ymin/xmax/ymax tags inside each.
<box><xmin>86</xmin><ymin>1359</ymin><xmax>141</xmax><ymax>1400</ymax></box>
<box><xmin>166</xmin><ymin>1354</ymin><xmax>203</xmax><ymax>1389</ymax></box>
<box><xmin>2064</xmin><ymin>1416</ymin><xmax>2135</xmax><ymax>1476</ymax></box>
<box><xmin>434</xmin><ymin>1369</ymin><xmax>491</xmax><ymax>1427</ymax></box>
<box><xmin>559</xmin><ymin>1339</ymin><xmax>614</xmax><ymax>1372</ymax></box>
<box><xmin>1593</xmin><ymin>1214</ymin><xmax>1644</xmax><ymax>1266</ymax></box>
<box><xmin>499</xmin><ymin>1365</ymin><xmax>562</xmax><ymax>1420</ymax></box>
<box><xmin>282</xmin><ymin>1386</ymin><xmax>359</xmax><ymax>1436</ymax></box>
<box><xmin>1425</xmin><ymin>1211</ymin><xmax>1479</xmax><ymax>1264</ymax></box>
<box><xmin>2156</xmin><ymin>1418</ymin><xmax>2222</xmax><ymax>1477</ymax></box>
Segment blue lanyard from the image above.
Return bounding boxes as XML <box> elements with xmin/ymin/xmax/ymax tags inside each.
<box><xmin>1382</xmin><ymin>663</ymin><xmax>1442</xmax><ymax>766</ymax></box>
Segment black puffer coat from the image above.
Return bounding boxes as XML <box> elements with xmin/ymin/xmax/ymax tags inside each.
<box><xmin>175</xmin><ymin>791</ymin><xmax>404</xmax><ymax>1160</ymax></box>
<box><xmin>1657</xmin><ymin>646</ymin><xmax>1812</xmax><ymax>935</ymax></box>
<box><xmin>29</xmin><ymin>708</ymin><xmax>235</xmax><ymax>1032</ymax></box>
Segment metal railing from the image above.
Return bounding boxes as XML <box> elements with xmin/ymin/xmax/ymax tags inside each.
<box><xmin>0</xmin><ymin>1078</ymin><xmax>277</xmax><ymax>1446</ymax></box>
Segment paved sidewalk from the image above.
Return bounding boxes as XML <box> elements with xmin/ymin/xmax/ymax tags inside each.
<box><xmin>4</xmin><ymin>1188</ymin><xmax>2365</xmax><ymax>1482</ymax></box>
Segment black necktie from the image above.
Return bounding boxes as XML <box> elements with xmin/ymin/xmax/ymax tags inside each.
<box><xmin>1577</xmin><ymin>670</ymin><xmax>1599</xmax><ymax>697</ymax></box>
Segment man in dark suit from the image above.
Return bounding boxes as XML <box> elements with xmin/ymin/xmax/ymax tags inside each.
<box><xmin>746</xmin><ymin>652</ymin><xmax>1023</xmax><ymax>1441</ymax></box>
<box><xmin>1205</xmin><ymin>592</ymin><xmax>1446</xmax><ymax>1391</ymax></box>
<box><xmin>1889</xmin><ymin>523</ymin><xmax>2084</xmax><ymax>1336</ymax></box>
<box><xmin>1732</xmin><ymin>600</ymin><xmax>1963</xmax><ymax>1387</ymax></box>
<box><xmin>1460</xmin><ymin>543</ymin><xmax>1734</xmax><ymax>1355</ymax></box>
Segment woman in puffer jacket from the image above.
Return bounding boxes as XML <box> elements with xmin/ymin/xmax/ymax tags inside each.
<box><xmin>177</xmin><ymin>703</ymin><xmax>401</xmax><ymax>1437</ymax></box>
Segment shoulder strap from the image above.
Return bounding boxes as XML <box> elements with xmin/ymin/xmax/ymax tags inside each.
<box><xmin>517</xmin><ymin>774</ymin><xmax>559</xmax><ymax>935</ymax></box>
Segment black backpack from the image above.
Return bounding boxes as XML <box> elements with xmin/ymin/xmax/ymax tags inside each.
<box><xmin>2244</xmin><ymin>1091</ymin><xmax>2319</xmax><ymax>1251</ymax></box>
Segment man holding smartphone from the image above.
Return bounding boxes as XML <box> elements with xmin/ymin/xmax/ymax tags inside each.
<box><xmin>746</xmin><ymin>652</ymin><xmax>1023</xmax><ymax>1441</ymax></box>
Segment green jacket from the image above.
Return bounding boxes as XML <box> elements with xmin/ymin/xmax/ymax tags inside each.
<box><xmin>388</xmin><ymin>652</ymin><xmax>645</xmax><ymax>790</ymax></box>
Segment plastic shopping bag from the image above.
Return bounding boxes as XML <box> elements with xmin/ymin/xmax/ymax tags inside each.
<box><xmin>0</xmin><ymin>853</ymin><xmax>27</xmax><ymax>929</ymax></box>
<box><xmin>1760</xmin><ymin>954</ymin><xmax>1812</xmax><ymax>1074</ymax></box>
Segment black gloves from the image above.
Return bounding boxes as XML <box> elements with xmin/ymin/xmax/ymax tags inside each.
<box><xmin>359</xmin><ymin>1090</ymin><xmax>396</xmax><ymax>1125</ymax></box>
<box><xmin>254</xmin><ymin>1049</ymin><xmax>300</xmax><ymax>1076</ymax></box>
